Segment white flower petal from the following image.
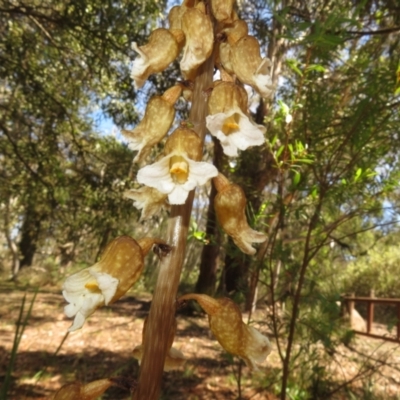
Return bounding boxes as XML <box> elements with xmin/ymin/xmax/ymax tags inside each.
<box><xmin>90</xmin><ymin>270</ymin><xmax>119</xmax><ymax>305</ymax></box>
<box><xmin>253</xmin><ymin>69</ymin><xmax>275</xmax><ymax>99</ymax></box>
<box><xmin>206</xmin><ymin>110</ymin><xmax>265</xmax><ymax>156</ymax></box>
<box><xmin>137</xmin><ymin>156</ymin><xmax>175</xmax><ymax>194</ymax></box>
<box><xmin>68</xmin><ymin>312</ymin><xmax>86</xmax><ymax>332</ymax></box>
<box><xmin>138</xmin><ymin>153</ymin><xmax>217</xmax><ymax>205</ymax></box>
<box><xmin>131</xmin><ymin>43</ymin><xmax>148</xmax><ymax>89</ymax></box>
<box><xmin>124</xmin><ymin>187</ymin><xmax>168</xmax><ymax>220</ymax></box>
<box><xmin>62</xmin><ymin>267</ymin><xmax>119</xmax><ymax>331</ymax></box>
<box><xmin>66</xmin><ymin>292</ymin><xmax>104</xmax><ymax>332</ymax></box>
<box><xmin>166</xmin><ymin>158</ymin><xmax>218</xmax><ymax>204</ymax></box>
<box><xmin>79</xmin><ymin>292</ymin><xmax>104</xmax><ymax>317</ymax></box>
<box><xmin>245</xmin><ymin>325</ymin><xmax>272</xmax><ymax>364</ymax></box>
<box><xmin>184</xmin><ymin>159</ymin><xmax>219</xmax><ymax>188</ymax></box>
<box><xmin>63</xmin><ymin>269</ymin><xmax>93</xmax><ymax>294</ymax></box>
<box><xmin>206</xmin><ymin>113</ymin><xmax>226</xmax><ymax>135</ymax></box>
<box><xmin>168</xmin><ymin>185</ymin><xmax>190</xmax><ymax>204</ymax></box>
<box><xmin>215</xmin><ymin>131</ymin><xmax>239</xmax><ymax>157</ymax></box>
<box><xmin>64</xmin><ymin>299</ymin><xmax>82</xmax><ymax>318</ymax></box>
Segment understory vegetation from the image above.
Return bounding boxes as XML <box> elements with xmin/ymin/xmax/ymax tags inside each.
<box><xmin>1</xmin><ymin>0</ymin><xmax>399</xmax><ymax>399</ymax></box>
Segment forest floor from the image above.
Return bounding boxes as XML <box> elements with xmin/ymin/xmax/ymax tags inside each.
<box><xmin>1</xmin><ymin>285</ymin><xmax>400</xmax><ymax>400</ymax></box>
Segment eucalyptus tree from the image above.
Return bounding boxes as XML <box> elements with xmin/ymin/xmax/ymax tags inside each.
<box><xmin>0</xmin><ymin>0</ymin><xmax>166</xmax><ymax>274</ymax></box>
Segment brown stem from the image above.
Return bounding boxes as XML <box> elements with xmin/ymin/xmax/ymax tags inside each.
<box><xmin>280</xmin><ymin>194</ymin><xmax>324</xmax><ymax>399</ymax></box>
<box><xmin>132</xmin><ymin>56</ymin><xmax>214</xmax><ymax>400</ymax></box>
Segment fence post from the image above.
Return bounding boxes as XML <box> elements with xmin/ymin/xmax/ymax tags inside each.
<box><xmin>397</xmin><ymin>303</ymin><xmax>400</xmax><ymax>341</ymax></box>
<box><xmin>367</xmin><ymin>289</ymin><xmax>375</xmax><ymax>334</ymax></box>
<box><xmin>348</xmin><ymin>292</ymin><xmax>355</xmax><ymax>327</ymax></box>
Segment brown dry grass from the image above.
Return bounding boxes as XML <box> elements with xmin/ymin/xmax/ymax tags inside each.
<box><xmin>1</xmin><ymin>284</ymin><xmax>400</xmax><ymax>400</ymax></box>
<box><xmin>0</xmin><ymin>286</ymin><xmax>277</xmax><ymax>400</ymax></box>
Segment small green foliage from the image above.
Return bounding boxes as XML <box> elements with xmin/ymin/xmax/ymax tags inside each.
<box><xmin>0</xmin><ymin>291</ymin><xmax>37</xmax><ymax>400</ymax></box>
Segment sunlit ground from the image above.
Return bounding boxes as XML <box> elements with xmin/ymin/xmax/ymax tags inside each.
<box><xmin>1</xmin><ymin>285</ymin><xmax>399</xmax><ymax>400</ymax></box>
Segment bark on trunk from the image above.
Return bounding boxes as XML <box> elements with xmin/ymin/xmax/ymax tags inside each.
<box><xmin>195</xmin><ymin>139</ymin><xmax>223</xmax><ymax>295</ymax></box>
<box><xmin>18</xmin><ymin>204</ymin><xmax>42</xmax><ymax>268</ymax></box>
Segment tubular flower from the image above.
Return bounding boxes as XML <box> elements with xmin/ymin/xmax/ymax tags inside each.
<box><xmin>131</xmin><ymin>28</ymin><xmax>182</xmax><ymax>89</ymax></box>
<box><xmin>213</xmin><ymin>173</ymin><xmax>267</xmax><ymax>255</ymax></box>
<box><xmin>53</xmin><ymin>379</ymin><xmax>112</xmax><ymax>400</ymax></box>
<box><xmin>124</xmin><ymin>187</ymin><xmax>169</xmax><ymax>220</ymax></box>
<box><xmin>217</xmin><ymin>19</ymin><xmax>248</xmax><ymax>75</ymax></box>
<box><xmin>206</xmin><ymin>81</ymin><xmax>266</xmax><ymax>156</ymax></box>
<box><xmin>122</xmin><ymin>85</ymin><xmax>182</xmax><ymax>163</ymax></box>
<box><xmin>62</xmin><ymin>236</ymin><xmax>166</xmax><ymax>332</ymax></box>
<box><xmin>180</xmin><ymin>3</ymin><xmax>214</xmax><ymax>80</ymax></box>
<box><xmin>230</xmin><ymin>35</ymin><xmax>276</xmax><ymax>98</ymax></box>
<box><xmin>137</xmin><ymin>127</ymin><xmax>218</xmax><ymax>205</ymax></box>
<box><xmin>132</xmin><ymin>317</ymin><xmax>186</xmax><ymax>371</ymax></box>
<box><xmin>178</xmin><ymin>294</ymin><xmax>271</xmax><ymax>370</ymax></box>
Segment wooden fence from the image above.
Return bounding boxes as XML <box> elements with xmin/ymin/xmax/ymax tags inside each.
<box><xmin>342</xmin><ymin>294</ymin><xmax>400</xmax><ymax>343</ymax></box>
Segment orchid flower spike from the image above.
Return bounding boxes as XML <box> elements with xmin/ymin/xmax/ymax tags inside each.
<box><xmin>122</xmin><ymin>85</ymin><xmax>182</xmax><ymax>163</ymax></box>
<box><xmin>124</xmin><ymin>187</ymin><xmax>169</xmax><ymax>220</ymax></box>
<box><xmin>213</xmin><ymin>173</ymin><xmax>267</xmax><ymax>255</ymax></box>
<box><xmin>53</xmin><ymin>379</ymin><xmax>112</xmax><ymax>400</ymax></box>
<box><xmin>206</xmin><ymin>81</ymin><xmax>266</xmax><ymax>157</ymax></box>
<box><xmin>137</xmin><ymin>127</ymin><xmax>218</xmax><ymax>205</ymax></box>
<box><xmin>62</xmin><ymin>236</ymin><xmax>166</xmax><ymax>332</ymax></box>
<box><xmin>132</xmin><ymin>317</ymin><xmax>186</xmax><ymax>371</ymax></box>
<box><xmin>178</xmin><ymin>294</ymin><xmax>271</xmax><ymax>370</ymax></box>
<box><xmin>230</xmin><ymin>34</ymin><xmax>276</xmax><ymax>98</ymax></box>
<box><xmin>180</xmin><ymin>3</ymin><xmax>214</xmax><ymax>80</ymax></box>
<box><xmin>131</xmin><ymin>28</ymin><xmax>183</xmax><ymax>89</ymax></box>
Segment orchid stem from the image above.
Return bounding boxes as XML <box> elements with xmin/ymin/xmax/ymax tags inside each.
<box><xmin>132</xmin><ymin>54</ymin><xmax>214</xmax><ymax>400</ymax></box>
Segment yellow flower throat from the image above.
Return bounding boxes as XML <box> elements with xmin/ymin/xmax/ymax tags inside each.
<box><xmin>222</xmin><ymin>113</ymin><xmax>240</xmax><ymax>135</ymax></box>
<box><xmin>170</xmin><ymin>155</ymin><xmax>189</xmax><ymax>184</ymax></box>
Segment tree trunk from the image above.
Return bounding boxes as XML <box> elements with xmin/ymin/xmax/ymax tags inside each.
<box><xmin>4</xmin><ymin>196</ymin><xmax>20</xmax><ymax>277</ymax></box>
<box><xmin>217</xmin><ymin>238</ymin><xmax>249</xmax><ymax>296</ymax></box>
<box><xmin>18</xmin><ymin>204</ymin><xmax>42</xmax><ymax>268</ymax></box>
<box><xmin>195</xmin><ymin>139</ymin><xmax>223</xmax><ymax>295</ymax></box>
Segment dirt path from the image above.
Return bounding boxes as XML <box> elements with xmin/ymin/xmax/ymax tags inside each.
<box><xmin>1</xmin><ymin>286</ymin><xmax>399</xmax><ymax>399</ymax></box>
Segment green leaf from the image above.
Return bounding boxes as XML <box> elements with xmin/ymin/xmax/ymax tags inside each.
<box><xmin>286</xmin><ymin>59</ymin><xmax>303</xmax><ymax>77</ymax></box>
<box><xmin>305</xmin><ymin>64</ymin><xmax>326</xmax><ymax>73</ymax></box>
<box><xmin>293</xmin><ymin>171</ymin><xmax>301</xmax><ymax>186</ymax></box>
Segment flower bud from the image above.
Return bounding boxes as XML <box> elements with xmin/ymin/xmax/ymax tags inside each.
<box><xmin>213</xmin><ymin>174</ymin><xmax>267</xmax><ymax>254</ymax></box>
<box><xmin>131</xmin><ymin>28</ymin><xmax>181</xmax><ymax>88</ymax></box>
<box><xmin>178</xmin><ymin>294</ymin><xmax>271</xmax><ymax>369</ymax></box>
<box><xmin>53</xmin><ymin>379</ymin><xmax>112</xmax><ymax>400</ymax></box>
<box><xmin>180</xmin><ymin>3</ymin><xmax>214</xmax><ymax>80</ymax></box>
<box><xmin>122</xmin><ymin>85</ymin><xmax>181</xmax><ymax>163</ymax></box>
<box><xmin>62</xmin><ymin>236</ymin><xmax>166</xmax><ymax>331</ymax></box>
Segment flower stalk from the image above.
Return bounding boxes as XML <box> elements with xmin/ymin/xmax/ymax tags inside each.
<box><xmin>132</xmin><ymin>44</ymin><xmax>215</xmax><ymax>400</ymax></box>
<box><xmin>57</xmin><ymin>1</ymin><xmax>276</xmax><ymax>397</ymax></box>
